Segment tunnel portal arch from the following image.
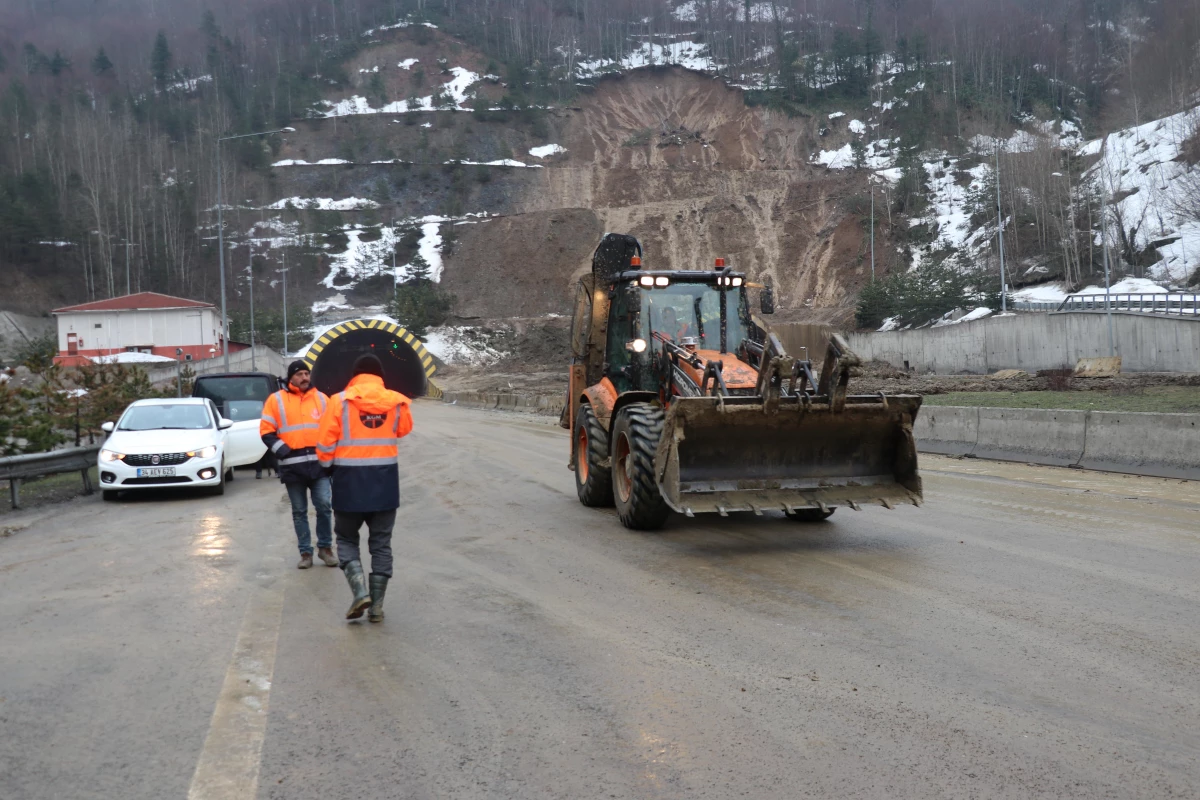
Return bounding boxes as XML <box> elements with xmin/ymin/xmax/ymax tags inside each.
<box><xmin>303</xmin><ymin>319</ymin><xmax>440</xmax><ymax>399</ymax></box>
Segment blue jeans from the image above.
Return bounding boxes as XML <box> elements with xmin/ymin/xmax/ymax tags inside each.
<box><xmin>286</xmin><ymin>478</ymin><xmax>333</xmax><ymax>554</ymax></box>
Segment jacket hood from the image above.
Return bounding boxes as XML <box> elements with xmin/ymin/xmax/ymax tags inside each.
<box><xmin>344</xmin><ymin>374</ymin><xmax>410</xmax><ymax>413</ymax></box>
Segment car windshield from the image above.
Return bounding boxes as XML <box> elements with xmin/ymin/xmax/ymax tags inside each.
<box><xmin>119</xmin><ymin>404</ymin><xmax>213</xmax><ymax>431</ymax></box>
<box><xmin>193</xmin><ymin>376</ymin><xmax>275</xmax><ymax>420</ymax></box>
<box><xmin>641</xmin><ymin>283</ymin><xmax>751</xmax><ymax>354</ymax></box>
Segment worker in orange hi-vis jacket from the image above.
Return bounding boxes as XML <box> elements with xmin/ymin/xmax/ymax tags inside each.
<box><xmin>260</xmin><ymin>360</ymin><xmax>333</xmax><ymax>570</ymax></box>
<box><xmin>316</xmin><ymin>354</ymin><xmax>414</xmax><ymax>622</ymax></box>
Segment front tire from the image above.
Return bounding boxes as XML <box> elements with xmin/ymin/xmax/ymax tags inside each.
<box><xmin>786</xmin><ymin>508</ymin><xmax>835</xmax><ymax>522</ymax></box>
<box><xmin>574</xmin><ymin>403</ymin><xmax>613</xmax><ymax>507</ymax></box>
<box><xmin>211</xmin><ymin>464</ymin><xmax>226</xmax><ymax>496</ymax></box>
<box><xmin>102</xmin><ymin>490</ymin><xmax>119</xmax><ymax>502</ymax></box>
<box><xmin>611</xmin><ymin>404</ymin><xmax>671</xmax><ymax>531</ymax></box>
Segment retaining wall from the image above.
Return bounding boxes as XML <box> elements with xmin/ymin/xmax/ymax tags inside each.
<box><xmin>915</xmin><ymin>406</ymin><xmax>1200</xmax><ymax>480</ymax></box>
<box><xmin>850</xmin><ymin>312</ymin><xmax>1200</xmax><ymax>374</ymax></box>
<box><xmin>142</xmin><ymin>346</ymin><xmax>289</xmax><ymax>385</ymax></box>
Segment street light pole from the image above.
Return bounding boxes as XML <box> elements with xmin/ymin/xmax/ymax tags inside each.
<box><xmin>217</xmin><ymin>136</ymin><xmax>229</xmax><ymax>371</ymax></box>
<box><xmin>215</xmin><ymin>126</ymin><xmax>292</xmax><ymax>372</ymax></box>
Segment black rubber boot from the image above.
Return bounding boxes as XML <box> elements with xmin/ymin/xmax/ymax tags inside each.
<box><xmin>342</xmin><ymin>560</ymin><xmax>372</xmax><ymax>620</ymax></box>
<box><xmin>368</xmin><ymin>574</ymin><xmax>389</xmax><ymax>623</ymax></box>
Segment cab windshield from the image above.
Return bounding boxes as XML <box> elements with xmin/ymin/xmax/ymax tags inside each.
<box><xmin>641</xmin><ymin>283</ymin><xmax>750</xmax><ymax>353</ymax></box>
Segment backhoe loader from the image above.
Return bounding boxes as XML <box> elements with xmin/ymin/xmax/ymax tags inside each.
<box><xmin>566</xmin><ymin>233</ymin><xmax>923</xmax><ymax>530</ymax></box>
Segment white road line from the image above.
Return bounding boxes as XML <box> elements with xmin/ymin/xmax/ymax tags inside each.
<box><xmin>187</xmin><ymin>568</ymin><xmax>286</xmax><ymax>800</ymax></box>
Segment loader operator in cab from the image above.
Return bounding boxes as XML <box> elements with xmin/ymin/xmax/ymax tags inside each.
<box><xmin>660</xmin><ymin>307</ymin><xmax>692</xmax><ymax>342</ymax></box>
<box><xmin>317</xmin><ymin>354</ymin><xmax>413</xmax><ymax>623</ymax></box>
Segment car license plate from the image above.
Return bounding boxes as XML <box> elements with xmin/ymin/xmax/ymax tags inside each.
<box><xmin>137</xmin><ymin>467</ymin><xmax>176</xmax><ymax>478</ymax></box>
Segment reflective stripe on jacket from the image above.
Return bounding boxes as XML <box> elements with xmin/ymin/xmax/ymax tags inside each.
<box><xmin>260</xmin><ymin>386</ymin><xmax>329</xmax><ymax>484</ymax></box>
<box><xmin>316</xmin><ymin>374</ymin><xmax>413</xmax><ymax>512</ymax></box>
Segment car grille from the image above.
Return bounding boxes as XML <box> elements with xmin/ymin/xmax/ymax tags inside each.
<box><xmin>124</xmin><ymin>452</ymin><xmax>192</xmax><ymax>467</ymax></box>
<box><xmin>121</xmin><ymin>476</ymin><xmax>194</xmax><ymax>485</ymax></box>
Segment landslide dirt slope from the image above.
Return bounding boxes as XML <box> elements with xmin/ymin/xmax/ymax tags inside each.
<box><xmin>441</xmin><ymin>68</ymin><xmax>875</xmax><ymax>326</ymax></box>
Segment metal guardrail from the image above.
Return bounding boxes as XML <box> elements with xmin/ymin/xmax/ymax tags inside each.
<box><xmin>1056</xmin><ymin>293</ymin><xmax>1200</xmax><ymax>315</ymax></box>
<box><xmin>1011</xmin><ymin>301</ymin><xmax>1061</xmax><ymax>312</ymax></box>
<box><xmin>0</xmin><ymin>446</ymin><xmax>101</xmax><ymax>510</ymax></box>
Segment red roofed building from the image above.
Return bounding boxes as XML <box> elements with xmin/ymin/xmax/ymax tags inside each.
<box><xmin>52</xmin><ymin>292</ymin><xmax>247</xmax><ymax>366</ymax></box>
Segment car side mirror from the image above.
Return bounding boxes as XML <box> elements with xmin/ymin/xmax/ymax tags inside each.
<box><xmin>218</xmin><ymin>418</ymin><xmax>234</xmax><ymax>430</ymax></box>
<box><xmin>100</xmin><ymin>421</ymin><xmax>115</xmax><ymax>433</ymax></box>
<box><xmin>760</xmin><ymin>285</ymin><xmax>776</xmax><ymax>315</ymax></box>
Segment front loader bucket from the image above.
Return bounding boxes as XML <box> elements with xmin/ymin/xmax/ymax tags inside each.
<box><xmin>655</xmin><ymin>395</ymin><xmax>923</xmax><ymax>516</ymax></box>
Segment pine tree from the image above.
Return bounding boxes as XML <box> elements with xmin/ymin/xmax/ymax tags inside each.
<box><xmin>92</xmin><ymin>48</ymin><xmax>114</xmax><ymax>76</ymax></box>
<box><xmin>49</xmin><ymin>50</ymin><xmax>70</xmax><ymax>76</ymax></box>
<box><xmin>151</xmin><ymin>31</ymin><xmax>172</xmax><ymax>89</ymax></box>
<box><xmin>390</xmin><ymin>252</ymin><xmax>452</xmax><ymax>339</ymax></box>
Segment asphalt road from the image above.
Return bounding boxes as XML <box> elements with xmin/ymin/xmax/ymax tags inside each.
<box><xmin>1</xmin><ymin>401</ymin><xmax>1197</xmax><ymax>799</ymax></box>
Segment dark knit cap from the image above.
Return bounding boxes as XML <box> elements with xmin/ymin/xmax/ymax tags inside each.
<box><xmin>287</xmin><ymin>360</ymin><xmax>310</xmax><ymax>382</ymax></box>
<box><xmin>352</xmin><ymin>353</ymin><xmax>385</xmax><ymax>377</ymax></box>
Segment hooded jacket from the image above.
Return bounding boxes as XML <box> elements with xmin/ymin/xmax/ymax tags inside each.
<box><xmin>316</xmin><ymin>374</ymin><xmax>413</xmax><ymax>512</ymax></box>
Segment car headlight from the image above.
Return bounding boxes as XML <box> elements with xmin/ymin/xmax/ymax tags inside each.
<box><xmin>187</xmin><ymin>445</ymin><xmax>218</xmax><ymax>459</ymax></box>
<box><xmin>99</xmin><ymin>449</ymin><xmax>125</xmax><ymax>462</ymax></box>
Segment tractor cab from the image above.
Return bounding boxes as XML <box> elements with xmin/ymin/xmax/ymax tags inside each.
<box><xmin>604</xmin><ymin>267</ymin><xmax>758</xmax><ymax>396</ymax></box>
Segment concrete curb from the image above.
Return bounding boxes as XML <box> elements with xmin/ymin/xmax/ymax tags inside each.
<box><xmin>916</xmin><ymin>406</ymin><xmax>1200</xmax><ymax>480</ymax></box>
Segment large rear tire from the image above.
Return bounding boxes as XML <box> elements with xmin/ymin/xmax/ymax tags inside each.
<box><xmin>574</xmin><ymin>403</ymin><xmax>613</xmax><ymax>507</ymax></box>
<box><xmin>786</xmin><ymin>508</ymin><xmax>835</xmax><ymax>522</ymax></box>
<box><xmin>612</xmin><ymin>404</ymin><xmax>671</xmax><ymax>531</ymax></box>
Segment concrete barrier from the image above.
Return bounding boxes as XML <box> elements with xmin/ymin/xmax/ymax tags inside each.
<box><xmin>913</xmin><ymin>406</ymin><xmax>978</xmax><ymax>456</ymax></box>
<box><xmin>442</xmin><ymin>391</ymin><xmax>564</xmax><ymax>417</ymax></box>
<box><xmin>973</xmin><ymin>408</ymin><xmax>1088</xmax><ymax>467</ymax></box>
<box><xmin>917</xmin><ymin>405</ymin><xmax>1200</xmax><ymax>480</ymax></box>
<box><xmin>849</xmin><ymin>312</ymin><xmax>1200</xmax><ymax>374</ymax></box>
<box><xmin>1077</xmin><ymin>412</ymin><xmax>1200</xmax><ymax>480</ymax></box>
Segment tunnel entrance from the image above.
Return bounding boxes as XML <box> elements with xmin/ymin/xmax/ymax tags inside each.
<box><xmin>303</xmin><ymin>319</ymin><xmax>436</xmax><ymax>398</ymax></box>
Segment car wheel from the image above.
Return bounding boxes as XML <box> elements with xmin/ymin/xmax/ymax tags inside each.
<box><xmin>225</xmin><ymin>466</ymin><xmax>234</xmax><ymax>481</ymax></box>
<box><xmin>102</xmin><ymin>490</ymin><xmax>119</xmax><ymax>502</ymax></box>
<box><xmin>212</xmin><ymin>464</ymin><xmax>226</xmax><ymax>496</ymax></box>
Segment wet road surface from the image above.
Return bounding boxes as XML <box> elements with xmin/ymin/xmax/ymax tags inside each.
<box><xmin>1</xmin><ymin>402</ymin><xmax>1197</xmax><ymax>799</ymax></box>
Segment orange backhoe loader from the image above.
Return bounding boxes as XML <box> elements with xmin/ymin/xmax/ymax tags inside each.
<box><xmin>565</xmin><ymin>233</ymin><xmax>923</xmax><ymax>530</ymax></box>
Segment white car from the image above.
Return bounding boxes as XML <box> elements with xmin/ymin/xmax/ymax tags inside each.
<box><xmin>97</xmin><ymin>398</ymin><xmax>264</xmax><ymax>501</ymax></box>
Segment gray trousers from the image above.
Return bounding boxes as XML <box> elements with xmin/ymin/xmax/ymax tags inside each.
<box><xmin>334</xmin><ymin>510</ymin><xmax>396</xmax><ymax>577</ymax></box>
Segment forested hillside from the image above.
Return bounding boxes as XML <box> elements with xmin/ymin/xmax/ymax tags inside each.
<box><xmin>1</xmin><ymin>0</ymin><xmax>1198</xmax><ymax>335</ymax></box>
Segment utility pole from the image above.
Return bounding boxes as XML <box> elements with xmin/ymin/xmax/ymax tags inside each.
<box><xmin>869</xmin><ymin>183</ymin><xmax>876</xmax><ymax>282</ymax></box>
<box><xmin>995</xmin><ymin>145</ymin><xmax>1007</xmax><ymax>313</ymax></box>
<box><xmin>1101</xmin><ymin>163</ymin><xmax>1115</xmax><ymax>357</ymax></box>
<box><xmin>282</xmin><ymin>251</ymin><xmax>289</xmax><ymax>355</ymax></box>
<box><xmin>247</xmin><ymin>249</ymin><xmax>257</xmax><ymax>371</ymax></box>
<box><xmin>121</xmin><ymin>241</ymin><xmax>139</xmax><ymax>296</ymax></box>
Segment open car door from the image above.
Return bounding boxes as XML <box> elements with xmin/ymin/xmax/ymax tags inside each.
<box><xmin>220</xmin><ymin>398</ymin><xmax>268</xmax><ymax>467</ymax></box>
